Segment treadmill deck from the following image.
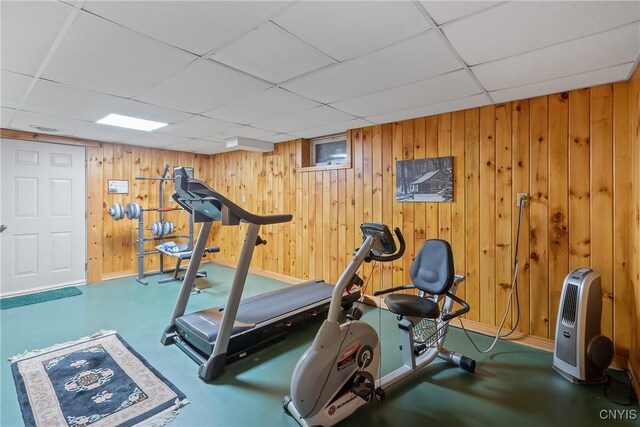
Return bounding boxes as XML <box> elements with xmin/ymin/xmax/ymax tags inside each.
<box><xmin>174</xmin><ymin>280</ymin><xmax>359</xmax><ymax>358</ymax></box>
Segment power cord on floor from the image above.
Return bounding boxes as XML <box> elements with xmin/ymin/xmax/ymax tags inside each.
<box><xmin>604</xmin><ymin>369</ymin><xmax>638</xmax><ymax>406</ymax></box>
<box><xmin>456</xmin><ymin>195</ymin><xmax>527</xmax><ymax>354</ymax></box>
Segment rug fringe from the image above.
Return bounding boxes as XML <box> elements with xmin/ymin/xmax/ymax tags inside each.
<box><xmin>136</xmin><ymin>398</ymin><xmax>189</xmax><ymax>427</ymax></box>
<box><xmin>8</xmin><ymin>330</ymin><xmax>117</xmax><ymax>362</ymax></box>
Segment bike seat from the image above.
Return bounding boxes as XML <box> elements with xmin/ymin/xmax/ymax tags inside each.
<box><xmin>384</xmin><ymin>294</ymin><xmax>439</xmax><ymax>319</ymax></box>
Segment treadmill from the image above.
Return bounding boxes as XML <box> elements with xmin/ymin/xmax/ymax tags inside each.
<box><xmin>161</xmin><ymin>168</ymin><xmax>361</xmax><ymax>381</ymax></box>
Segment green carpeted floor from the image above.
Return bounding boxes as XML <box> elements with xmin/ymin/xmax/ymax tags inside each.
<box><xmin>0</xmin><ymin>264</ymin><xmax>636</xmax><ymax>426</ymax></box>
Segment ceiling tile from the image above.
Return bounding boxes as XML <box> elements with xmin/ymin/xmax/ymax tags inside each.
<box><xmin>1</xmin><ymin>70</ymin><xmax>34</xmax><ymax>108</ymax></box>
<box><xmin>222</xmin><ymin>126</ymin><xmax>278</xmax><ymax>140</ymax></box>
<box><xmin>261</xmin><ymin>133</ymin><xmax>297</xmax><ymax>143</ymax></box>
<box><xmin>419</xmin><ymin>1</ymin><xmax>501</xmax><ymax>25</ymax></box>
<box><xmin>114</xmin><ymin>101</ymin><xmax>192</xmax><ymax>125</ymax></box>
<box><xmin>10</xmin><ymin>110</ymin><xmax>89</xmax><ymax>136</ymax></box>
<box><xmin>291</xmin><ymin>118</ymin><xmax>374</xmax><ymax>139</ymax></box>
<box><xmin>198</xmin><ymin>144</ymin><xmax>232</xmax><ymax>155</ymax></box>
<box><xmin>472</xmin><ymin>23</ymin><xmax>640</xmax><ymax>91</ymax></box>
<box><xmin>137</xmin><ymin>60</ymin><xmax>271</xmax><ymax>114</ymax></box>
<box><xmin>83</xmin><ymin>1</ymin><xmax>292</xmax><ymax>55</ymax></box>
<box><xmin>365</xmin><ymin>94</ymin><xmax>491</xmax><ymax>125</ymax></box>
<box><xmin>253</xmin><ymin>106</ymin><xmax>356</xmax><ymax>133</ymax></box>
<box><xmin>165</xmin><ymin>139</ymin><xmax>223</xmax><ymax>153</ymax></box>
<box><xmin>123</xmin><ymin>133</ymin><xmax>193</xmax><ymax>148</ymax></box>
<box><xmin>212</xmin><ymin>22</ymin><xmax>334</xmax><ymax>84</ymax></box>
<box><xmin>331</xmin><ymin>70</ymin><xmax>481</xmax><ymax>117</ymax></box>
<box><xmin>159</xmin><ymin>115</ymin><xmax>238</xmax><ymax>138</ymax></box>
<box><xmin>272</xmin><ymin>1</ymin><xmax>431</xmax><ymax>61</ymax></box>
<box><xmin>281</xmin><ymin>31</ymin><xmax>461</xmax><ymax>104</ymax></box>
<box><xmin>2</xmin><ymin>107</ymin><xmax>17</xmax><ymax>128</ymax></box>
<box><xmin>42</xmin><ymin>12</ymin><xmax>196</xmax><ymax>98</ymax></box>
<box><xmin>23</xmin><ymin>80</ymin><xmax>128</xmax><ymax>121</ymax></box>
<box><xmin>203</xmin><ymin>87</ymin><xmax>319</xmax><ymax>124</ymax></box>
<box><xmin>444</xmin><ymin>1</ymin><xmax>640</xmax><ymax>65</ymax></box>
<box><xmin>199</xmin><ymin>134</ymin><xmax>227</xmax><ymax>143</ymax></box>
<box><xmin>1</xmin><ymin>1</ymin><xmax>73</xmax><ymax>75</ymax></box>
<box><xmin>490</xmin><ymin>62</ymin><xmax>634</xmax><ymax>104</ymax></box>
<box><xmin>73</xmin><ymin>123</ymin><xmax>144</xmax><ymax>142</ymax></box>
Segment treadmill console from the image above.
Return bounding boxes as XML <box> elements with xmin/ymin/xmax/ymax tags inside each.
<box><xmin>361</xmin><ymin>222</ymin><xmax>396</xmax><ymax>256</ymax></box>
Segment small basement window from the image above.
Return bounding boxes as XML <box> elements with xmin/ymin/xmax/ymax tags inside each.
<box><xmin>311</xmin><ymin>133</ymin><xmax>348</xmax><ymax>166</ymax></box>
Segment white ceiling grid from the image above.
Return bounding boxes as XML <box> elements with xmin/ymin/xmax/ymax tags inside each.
<box><xmin>0</xmin><ymin>0</ymin><xmax>638</xmax><ymax>154</ymax></box>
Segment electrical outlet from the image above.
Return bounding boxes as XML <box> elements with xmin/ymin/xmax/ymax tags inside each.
<box><xmin>242</xmin><ymin>195</ymin><xmax>247</xmax><ymax>204</ymax></box>
<box><xmin>517</xmin><ymin>193</ymin><xmax>529</xmax><ymax>207</ymax></box>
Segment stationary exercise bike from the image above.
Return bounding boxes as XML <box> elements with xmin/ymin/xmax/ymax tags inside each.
<box><xmin>283</xmin><ymin>223</ymin><xmax>476</xmax><ymax>426</ymax></box>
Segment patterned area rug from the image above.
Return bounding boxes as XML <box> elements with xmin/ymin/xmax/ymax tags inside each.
<box><xmin>10</xmin><ymin>331</ymin><xmax>187</xmax><ymax>427</ymax></box>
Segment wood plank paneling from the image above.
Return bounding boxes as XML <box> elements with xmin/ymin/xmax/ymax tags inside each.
<box><xmin>529</xmin><ymin>96</ymin><xmax>549</xmax><ymax>337</ymax></box>
<box><xmin>37</xmin><ymin>77</ymin><xmax>635</xmax><ymax>364</ymax></box>
<box><xmin>548</xmin><ymin>92</ymin><xmax>569</xmax><ymax>340</ymax></box>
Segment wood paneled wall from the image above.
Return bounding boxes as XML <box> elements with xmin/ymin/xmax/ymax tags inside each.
<box><xmin>87</xmin><ymin>142</ymin><xmax>213</xmax><ymax>282</ymax></box>
<box><xmin>629</xmin><ymin>66</ymin><xmax>640</xmax><ymax>391</ymax></box>
<box><xmin>208</xmin><ymin>83</ymin><xmax>636</xmax><ymax>358</ymax></box>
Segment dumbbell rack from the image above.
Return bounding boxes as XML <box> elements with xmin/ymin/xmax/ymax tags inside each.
<box><xmin>134</xmin><ymin>165</ymin><xmax>194</xmax><ymax>286</ymax></box>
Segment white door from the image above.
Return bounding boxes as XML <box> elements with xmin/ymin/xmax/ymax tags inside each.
<box><xmin>0</xmin><ymin>139</ymin><xmax>86</xmax><ymax>296</ymax></box>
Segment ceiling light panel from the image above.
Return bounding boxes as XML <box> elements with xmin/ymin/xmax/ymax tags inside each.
<box><xmin>472</xmin><ymin>23</ymin><xmax>640</xmax><ymax>91</ymax></box>
<box><xmin>272</xmin><ymin>1</ymin><xmax>431</xmax><ymax>61</ymax></box>
<box><xmin>159</xmin><ymin>115</ymin><xmax>238</xmax><ymax>138</ymax></box>
<box><xmin>490</xmin><ymin>62</ymin><xmax>634</xmax><ymax>103</ymax></box>
<box><xmin>444</xmin><ymin>1</ymin><xmax>640</xmax><ymax>65</ymax></box>
<box><xmin>1</xmin><ymin>70</ymin><xmax>34</xmax><ymax>109</ymax></box>
<box><xmin>203</xmin><ymin>87</ymin><xmax>320</xmax><ymax>124</ymax></box>
<box><xmin>211</xmin><ymin>22</ymin><xmax>334</xmax><ymax>84</ymax></box>
<box><xmin>83</xmin><ymin>1</ymin><xmax>292</xmax><ymax>55</ymax></box>
<box><xmin>137</xmin><ymin>60</ymin><xmax>271</xmax><ymax>114</ymax></box>
<box><xmin>23</xmin><ymin>80</ymin><xmax>128</xmax><ymax>121</ymax></box>
<box><xmin>331</xmin><ymin>70</ymin><xmax>480</xmax><ymax>117</ymax></box>
<box><xmin>253</xmin><ymin>105</ymin><xmax>356</xmax><ymax>133</ymax></box>
<box><xmin>114</xmin><ymin>101</ymin><xmax>193</xmax><ymax>125</ymax></box>
<box><xmin>281</xmin><ymin>31</ymin><xmax>461</xmax><ymax>104</ymax></box>
<box><xmin>42</xmin><ymin>12</ymin><xmax>196</xmax><ymax>98</ymax></box>
<box><xmin>1</xmin><ymin>0</ymin><xmax>73</xmax><ymax>75</ymax></box>
<box><xmin>97</xmin><ymin>114</ymin><xmax>167</xmax><ymax>131</ymax></box>
<box><xmin>419</xmin><ymin>1</ymin><xmax>501</xmax><ymax>25</ymax></box>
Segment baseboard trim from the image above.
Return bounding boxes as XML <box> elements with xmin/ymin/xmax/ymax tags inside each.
<box><xmin>210</xmin><ymin>260</ymin><xmax>306</xmax><ymax>285</ymax></box>
<box><xmin>100</xmin><ymin>259</ymin><xmax>213</xmax><ymax>282</ymax></box>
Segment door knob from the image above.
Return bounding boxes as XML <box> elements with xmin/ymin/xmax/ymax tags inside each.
<box><xmin>0</xmin><ymin>224</ymin><xmax>6</xmax><ymax>233</ymax></box>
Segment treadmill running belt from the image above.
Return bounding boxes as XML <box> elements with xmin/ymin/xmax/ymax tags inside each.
<box><xmin>174</xmin><ymin>280</ymin><xmax>337</xmax><ymax>354</ymax></box>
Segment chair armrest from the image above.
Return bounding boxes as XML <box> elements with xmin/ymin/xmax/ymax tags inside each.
<box><xmin>441</xmin><ymin>291</ymin><xmax>470</xmax><ymax>321</ymax></box>
<box><xmin>373</xmin><ymin>284</ymin><xmax>415</xmax><ymax>296</ymax></box>
<box><xmin>454</xmin><ymin>274</ymin><xmax>465</xmax><ymax>284</ymax></box>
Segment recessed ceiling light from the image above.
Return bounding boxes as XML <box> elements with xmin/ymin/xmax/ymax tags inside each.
<box><xmin>96</xmin><ymin>113</ymin><xmax>167</xmax><ymax>131</ymax></box>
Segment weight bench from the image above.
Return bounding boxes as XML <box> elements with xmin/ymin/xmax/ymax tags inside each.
<box><xmin>157</xmin><ymin>242</ymin><xmax>220</xmax><ymax>288</ymax></box>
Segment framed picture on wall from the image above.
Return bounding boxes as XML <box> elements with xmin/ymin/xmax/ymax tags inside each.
<box><xmin>107</xmin><ymin>179</ymin><xmax>129</xmax><ymax>194</ymax></box>
<box><xmin>396</xmin><ymin>156</ymin><xmax>453</xmax><ymax>202</ymax></box>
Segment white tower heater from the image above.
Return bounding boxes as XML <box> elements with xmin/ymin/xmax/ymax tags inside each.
<box><xmin>553</xmin><ymin>268</ymin><xmax>613</xmax><ymax>384</ymax></box>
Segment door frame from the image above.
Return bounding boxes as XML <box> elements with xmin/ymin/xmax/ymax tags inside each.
<box><xmin>0</xmin><ymin>136</ymin><xmax>88</xmax><ymax>296</ymax></box>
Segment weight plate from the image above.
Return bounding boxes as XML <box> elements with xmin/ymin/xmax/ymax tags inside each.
<box><xmin>133</xmin><ymin>203</ymin><xmax>141</xmax><ymax>219</ymax></box>
<box><xmin>162</xmin><ymin>221</ymin><xmax>174</xmax><ymax>236</ymax></box>
<box><xmin>150</xmin><ymin>221</ymin><xmax>162</xmax><ymax>236</ymax></box>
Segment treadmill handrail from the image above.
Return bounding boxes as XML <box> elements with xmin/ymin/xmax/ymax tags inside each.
<box><xmin>174</xmin><ymin>169</ymin><xmax>292</xmax><ymax>226</ymax></box>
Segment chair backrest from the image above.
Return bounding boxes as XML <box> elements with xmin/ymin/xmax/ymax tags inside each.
<box><xmin>410</xmin><ymin>239</ymin><xmax>455</xmax><ymax>295</ymax></box>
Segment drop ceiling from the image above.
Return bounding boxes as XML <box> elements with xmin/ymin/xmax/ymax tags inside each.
<box><xmin>1</xmin><ymin>1</ymin><xmax>638</xmax><ymax>154</ymax></box>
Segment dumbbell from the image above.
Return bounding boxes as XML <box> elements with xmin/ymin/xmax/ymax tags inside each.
<box><xmin>107</xmin><ymin>203</ymin><xmax>125</xmax><ymax>221</ymax></box>
<box><xmin>149</xmin><ymin>221</ymin><xmax>175</xmax><ymax>236</ymax></box>
<box><xmin>125</xmin><ymin>203</ymin><xmax>142</xmax><ymax>220</ymax></box>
